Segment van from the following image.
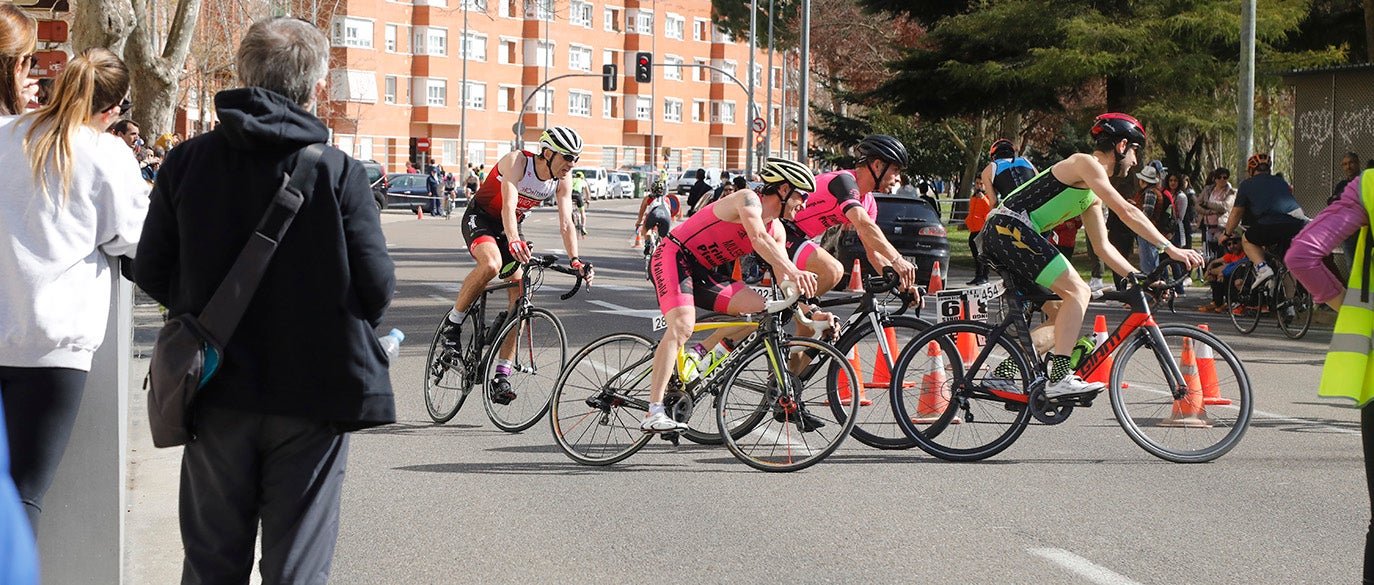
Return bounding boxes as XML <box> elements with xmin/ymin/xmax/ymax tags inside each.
<box><xmin>570</xmin><ymin>166</ymin><xmax>609</xmax><ymax>199</ymax></box>
<box><xmin>672</xmin><ymin>167</ymin><xmax>723</xmax><ymax>197</ymax></box>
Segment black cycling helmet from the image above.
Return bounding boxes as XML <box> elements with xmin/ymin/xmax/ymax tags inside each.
<box><xmin>1090</xmin><ymin>112</ymin><xmax>1147</xmax><ymax>150</ymax></box>
<box><xmin>989</xmin><ymin>138</ymin><xmax>1015</xmax><ymax>158</ymax></box>
<box><xmin>856</xmin><ymin>134</ymin><xmax>910</xmax><ymax>168</ymax></box>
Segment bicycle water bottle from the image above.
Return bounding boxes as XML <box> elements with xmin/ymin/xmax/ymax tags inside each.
<box><xmin>678</xmin><ymin>343</ymin><xmax>709</xmax><ymax>383</ymax></box>
<box><xmin>696</xmin><ymin>345</ymin><xmax>730</xmax><ymax>378</ymax></box>
<box><xmin>379</xmin><ymin>328</ymin><xmax>405</xmax><ymax>361</ymax></box>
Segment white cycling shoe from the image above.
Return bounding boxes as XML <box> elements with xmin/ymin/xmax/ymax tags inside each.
<box><xmin>640</xmin><ymin>412</ymin><xmax>689</xmax><ymax>433</ymax></box>
<box><xmin>1043</xmin><ymin>374</ymin><xmax>1105</xmax><ymax>399</ymax></box>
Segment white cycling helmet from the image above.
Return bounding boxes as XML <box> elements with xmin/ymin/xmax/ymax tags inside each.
<box><xmin>539</xmin><ymin>126</ymin><xmax>584</xmax><ymax>156</ymax></box>
<box><xmin>759</xmin><ymin>157</ymin><xmax>817</xmax><ymax>193</ymax></box>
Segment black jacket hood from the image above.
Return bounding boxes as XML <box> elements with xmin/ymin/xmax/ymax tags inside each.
<box><xmin>214</xmin><ymin>87</ymin><xmax>330</xmax><ymax>150</ymax></box>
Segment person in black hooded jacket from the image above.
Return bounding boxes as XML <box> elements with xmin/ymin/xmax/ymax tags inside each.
<box><xmin>132</xmin><ymin>17</ymin><xmax>395</xmax><ymax>584</ymax></box>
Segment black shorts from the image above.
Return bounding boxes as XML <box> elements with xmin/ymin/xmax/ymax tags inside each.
<box><xmin>643</xmin><ymin>206</ymin><xmax>671</xmax><ymax>237</ymax></box>
<box><xmin>1244</xmin><ymin>220</ymin><xmax>1305</xmax><ymax>248</ymax></box>
<box><xmin>572</xmin><ymin>192</ymin><xmax>586</xmax><ymax>208</ymax></box>
<box><xmin>976</xmin><ymin>213</ymin><xmax>1073</xmax><ymax>288</ymax></box>
<box><xmin>461</xmin><ymin>208</ymin><xmax>523</xmax><ymax>265</ymax></box>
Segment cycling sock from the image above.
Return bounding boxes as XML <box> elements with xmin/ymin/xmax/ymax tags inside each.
<box><xmin>993</xmin><ymin>358</ymin><xmax>1020</xmax><ymax>378</ymax></box>
<box><xmin>447</xmin><ymin>308</ymin><xmax>467</xmax><ymax>325</ymax></box>
<box><xmin>648</xmin><ymin>402</ymin><xmax>665</xmax><ymax>417</ymax></box>
<box><xmin>495</xmin><ymin>360</ymin><xmax>513</xmax><ymax>377</ymax></box>
<box><xmin>1046</xmin><ymin>353</ymin><xmax>1073</xmax><ymax>382</ymax></box>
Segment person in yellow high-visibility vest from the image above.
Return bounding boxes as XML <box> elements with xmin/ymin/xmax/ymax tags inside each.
<box><xmin>1287</xmin><ymin>166</ymin><xmax>1374</xmax><ymax>582</ymax></box>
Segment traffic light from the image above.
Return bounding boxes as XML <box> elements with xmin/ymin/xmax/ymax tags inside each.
<box><xmin>602</xmin><ymin>64</ymin><xmax>617</xmax><ymax>92</ymax></box>
<box><xmin>634</xmin><ymin>52</ymin><xmax>652</xmax><ymax>83</ymax></box>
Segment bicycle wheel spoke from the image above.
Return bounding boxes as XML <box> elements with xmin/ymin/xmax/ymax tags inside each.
<box><xmin>423</xmin><ymin>314</ymin><xmax>478</xmax><ymax>423</ymax></box>
<box><xmin>484</xmin><ymin>309</ymin><xmax>566</xmax><ymax>433</ymax></box>
<box><xmin>551</xmin><ymin>333</ymin><xmax>655</xmax><ymax>465</ymax></box>
<box><xmin>826</xmin><ymin>315</ymin><xmax>930</xmax><ymax>450</ymax></box>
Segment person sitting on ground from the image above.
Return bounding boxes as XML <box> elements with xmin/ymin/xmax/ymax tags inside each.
<box><xmin>1198</xmin><ymin>235</ymin><xmax>1247</xmax><ymax>313</ymax></box>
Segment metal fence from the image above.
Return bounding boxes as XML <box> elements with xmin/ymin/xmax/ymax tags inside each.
<box><xmin>1285</xmin><ymin>65</ymin><xmax>1374</xmax><ymax>212</ymax></box>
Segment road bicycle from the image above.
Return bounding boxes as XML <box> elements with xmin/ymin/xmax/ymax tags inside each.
<box><xmin>641</xmin><ymin>228</ymin><xmax>662</xmax><ymax>281</ymax></box>
<box><xmin>1226</xmin><ymin>244</ymin><xmax>1313</xmax><ymax>339</ymax></box>
<box><xmin>571</xmin><ymin>196</ymin><xmax>588</xmax><ymax>238</ymax></box>
<box><xmin>548</xmin><ymin>282</ymin><xmax>859</xmax><ymax>472</ymax></box>
<box><xmin>424</xmin><ymin>254</ymin><xmax>587</xmax><ymax>432</ymax></box>
<box><xmin>889</xmin><ymin>259</ymin><xmax>1253</xmax><ymax>463</ymax></box>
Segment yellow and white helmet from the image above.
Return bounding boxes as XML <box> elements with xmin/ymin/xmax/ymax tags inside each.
<box><xmin>759</xmin><ymin>157</ymin><xmax>816</xmax><ymax>193</ymax></box>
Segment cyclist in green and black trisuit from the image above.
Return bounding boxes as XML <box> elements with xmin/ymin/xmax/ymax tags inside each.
<box><xmin>977</xmin><ymin>112</ymin><xmax>1204</xmax><ymax>399</ymax></box>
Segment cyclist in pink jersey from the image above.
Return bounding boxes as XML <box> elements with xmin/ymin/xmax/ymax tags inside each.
<box><xmin>641</xmin><ymin>158</ymin><xmax>824</xmax><ymax>432</ymax></box>
<box><xmin>440</xmin><ymin>127</ymin><xmax>593</xmax><ymax>405</ymax></box>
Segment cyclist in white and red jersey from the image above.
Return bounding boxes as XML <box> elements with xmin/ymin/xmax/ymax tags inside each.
<box><xmin>642</xmin><ymin>157</ymin><xmax>823</xmax><ymax>432</ymax></box>
<box><xmin>440</xmin><ymin>126</ymin><xmax>593</xmax><ymax>405</ymax></box>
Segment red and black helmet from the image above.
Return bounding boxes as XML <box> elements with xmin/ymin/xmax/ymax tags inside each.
<box><xmin>1247</xmin><ymin>152</ymin><xmax>1271</xmax><ymax>174</ymax></box>
<box><xmin>1090</xmin><ymin>113</ymin><xmax>1147</xmax><ymax>149</ymax></box>
<box><xmin>989</xmin><ymin>138</ymin><xmax>1015</xmax><ymax>158</ymax></box>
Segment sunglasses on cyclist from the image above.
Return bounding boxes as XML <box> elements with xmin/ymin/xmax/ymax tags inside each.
<box><xmin>560</xmin><ymin>153</ymin><xmax>579</xmax><ymax>163</ymax></box>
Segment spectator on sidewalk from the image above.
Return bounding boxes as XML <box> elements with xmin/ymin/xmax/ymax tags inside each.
<box><xmin>132</xmin><ymin>17</ymin><xmax>395</xmax><ymax>584</ymax></box>
<box><xmin>1196</xmin><ymin>167</ymin><xmax>1236</xmax><ymax>261</ymax></box>
<box><xmin>0</xmin><ymin>47</ymin><xmax>149</xmax><ymax>537</ymax></box>
<box><xmin>0</xmin><ymin>6</ymin><xmax>37</xmax><ymax>117</ymax></box>
<box><xmin>965</xmin><ymin>176</ymin><xmax>992</xmax><ymax>285</ymax></box>
<box><xmin>685</xmin><ymin>168</ymin><xmax>711</xmax><ymax>216</ymax></box>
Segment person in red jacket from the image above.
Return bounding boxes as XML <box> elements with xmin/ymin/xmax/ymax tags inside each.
<box><xmin>965</xmin><ymin>176</ymin><xmax>993</xmax><ymax>284</ymax></box>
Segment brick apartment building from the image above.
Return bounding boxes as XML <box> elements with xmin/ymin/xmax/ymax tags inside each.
<box><xmin>315</xmin><ymin>0</ymin><xmax>791</xmax><ymax>175</ymax></box>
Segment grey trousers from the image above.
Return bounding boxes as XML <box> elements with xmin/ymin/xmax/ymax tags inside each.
<box><xmin>180</xmin><ymin>407</ymin><xmax>350</xmax><ymax>585</ymax></box>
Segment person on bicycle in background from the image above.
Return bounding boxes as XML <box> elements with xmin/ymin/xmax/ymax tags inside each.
<box><xmin>642</xmin><ymin>158</ymin><xmax>825</xmax><ymax>433</ymax></box>
<box><xmin>779</xmin><ymin>135</ymin><xmax>919</xmax><ymax>317</ymax></box>
<box><xmin>977</xmin><ymin>112</ymin><xmax>1202</xmax><ymax>399</ymax></box>
<box><xmin>634</xmin><ymin>177</ymin><xmax>673</xmax><ymax>255</ymax></box>
<box><xmin>1223</xmin><ymin>152</ymin><xmax>1308</xmax><ymax>287</ymax></box>
<box><xmin>569</xmin><ymin>170</ymin><xmax>589</xmax><ymax>237</ymax></box>
<box><xmin>442</xmin><ymin>126</ymin><xmax>594</xmax><ymax>404</ymax></box>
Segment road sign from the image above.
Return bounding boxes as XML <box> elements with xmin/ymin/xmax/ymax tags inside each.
<box><xmin>415</xmin><ymin>138</ymin><xmax>430</xmax><ymax>152</ymax></box>
<box><xmin>28</xmin><ymin>51</ymin><xmax>67</xmax><ymax>79</ymax></box>
<box><xmin>512</xmin><ymin>122</ymin><xmax>524</xmax><ymax>136</ymax></box>
<box><xmin>37</xmin><ymin>20</ymin><xmax>67</xmax><ymax>42</ymax></box>
<box><xmin>751</xmin><ymin>117</ymin><xmax>766</xmax><ymax>133</ymax></box>
<box><xmin>20</xmin><ymin>0</ymin><xmax>68</xmax><ymax>11</ymax></box>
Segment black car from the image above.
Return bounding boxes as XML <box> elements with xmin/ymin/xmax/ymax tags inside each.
<box><xmin>384</xmin><ymin>173</ymin><xmax>435</xmax><ymax>211</ymax></box>
<box><xmin>827</xmin><ymin>192</ymin><xmax>950</xmax><ymax>287</ymax></box>
<box><xmin>360</xmin><ymin>160</ymin><xmax>387</xmax><ymax>210</ymax></box>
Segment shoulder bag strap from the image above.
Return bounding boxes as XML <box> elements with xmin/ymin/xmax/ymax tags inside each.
<box><xmin>197</xmin><ymin>143</ymin><xmax>326</xmax><ymax>345</ymax></box>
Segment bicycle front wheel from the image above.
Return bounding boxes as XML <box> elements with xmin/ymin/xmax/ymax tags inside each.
<box><xmin>550</xmin><ymin>333</ymin><xmax>655</xmax><ymax>465</ymax></box>
<box><xmin>483</xmin><ymin>308</ymin><xmax>567</xmax><ymax>432</ymax></box>
<box><xmin>826</xmin><ymin>315</ymin><xmax>931</xmax><ymax>449</ymax></box>
<box><xmin>717</xmin><ymin>338</ymin><xmax>859</xmax><ymax>472</ymax></box>
<box><xmin>1109</xmin><ymin>324</ymin><xmax>1253</xmax><ymax>463</ymax></box>
<box><xmin>891</xmin><ymin>320</ymin><xmax>1033</xmax><ymax>462</ymax></box>
<box><xmin>1226</xmin><ymin>263</ymin><xmax>1263</xmax><ymax>334</ymax></box>
<box><xmin>1276</xmin><ymin>271</ymin><xmax>1313</xmax><ymax>339</ymax></box>
<box><xmin>423</xmin><ymin>313</ymin><xmax>480</xmax><ymax>424</ymax></box>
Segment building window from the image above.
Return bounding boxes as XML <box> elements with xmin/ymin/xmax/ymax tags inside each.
<box><xmin>385</xmin><ymin>24</ymin><xmax>397</xmax><ymax>52</ymax></box>
<box><xmin>460</xmin><ymin>32</ymin><xmax>486</xmax><ymax>61</ymax></box>
<box><xmin>413</xmin><ymin>27</ymin><xmax>447</xmax><ymax>56</ymax></box>
<box><xmin>569</xmin><ymin>45</ymin><xmax>592</xmax><ymax>72</ymax></box>
<box><xmin>384</xmin><ymin>76</ymin><xmax>397</xmax><ymax>103</ymax></box>
<box><xmin>692</xmin><ymin>148</ymin><xmax>704</xmax><ymax>168</ymax></box>
<box><xmin>713</xmin><ymin>28</ymin><xmax>733</xmax><ymax>43</ymax></box>
<box><xmin>442</xmin><ymin>139</ymin><xmax>459</xmax><ymax>166</ymax></box>
<box><xmin>664</xmin><ymin>98</ymin><xmax>682</xmax><ymax>123</ymax></box>
<box><xmin>359</xmin><ymin>137</ymin><xmax>374</xmax><ymax>161</ymax></box>
<box><xmin>623</xmin><ymin>146</ymin><xmax>637</xmax><ymax>165</ymax></box>
<box><xmin>602</xmin><ymin>146</ymin><xmax>617</xmax><ymax>169</ymax></box>
<box><xmin>459</xmin><ymin>0</ymin><xmax>486</xmax><ymax>10</ymax></box>
<box><xmin>709</xmin><ymin>148</ymin><xmax>723</xmax><ymax>168</ymax></box>
<box><xmin>464</xmin><ymin>81</ymin><xmax>485</xmax><ymax>109</ymax></box>
<box><xmin>328</xmin><ymin>69</ymin><xmax>378</xmax><ymax>102</ymax></box>
<box><xmin>692</xmin><ymin>99</ymin><xmax>707</xmax><ymax>123</ymax></box>
<box><xmin>468</xmin><ymin>142</ymin><xmax>486</xmax><ymax>167</ymax></box>
<box><xmin>330</xmin><ymin>17</ymin><xmax>373</xmax><ymax>49</ymax></box>
<box><xmin>336</xmin><ymin>135</ymin><xmax>354</xmax><ymax>158</ymax></box>
<box><xmin>499</xmin><ymin>38</ymin><xmax>518</xmax><ymax>64</ymax></box>
<box><xmin>570</xmin><ymin>0</ymin><xmax>592</xmax><ymax>27</ymax></box>
<box><xmin>772</xmin><ymin>67</ymin><xmax>782</xmax><ymax>88</ymax></box>
<box><xmin>531</xmin><ymin>87</ymin><xmax>554</xmax><ymax>114</ymax></box>
<box><xmin>663</xmin><ymin>55</ymin><xmax>683</xmax><ymax>81</ymax></box>
<box><xmin>602</xmin><ymin>95</ymin><xmax>620</xmax><ymax>119</ymax></box>
<box><xmin>604</xmin><ymin>6</ymin><xmax>623</xmax><ymax>32</ymax></box>
<box><xmin>602</xmin><ymin>48</ymin><xmax>619</xmax><ymax>67</ymax></box>
<box><xmin>531</xmin><ymin>40</ymin><xmax>555</xmax><ymax>67</ymax></box>
<box><xmin>753</xmin><ymin>64</ymin><xmax>763</xmax><ymax>87</ymax></box>
<box><xmin>693</xmin><ymin>59</ymin><xmax>709</xmax><ymax>82</ymax></box>
<box><xmin>633</xmin><ymin>10</ymin><xmax>653</xmax><ymax>34</ymax></box>
<box><xmin>635</xmin><ymin>96</ymin><xmax>651</xmax><ymax>121</ymax></box>
<box><xmin>711</xmin><ymin>100</ymin><xmax>735</xmax><ymax>124</ymax></box>
<box><xmin>498</xmin><ymin>0</ymin><xmax>516</xmax><ymax>17</ymax></box>
<box><xmin>498</xmin><ymin>85</ymin><xmax>519</xmax><ymax>112</ymax></box>
<box><xmin>665</xmin><ymin>14</ymin><xmax>684</xmax><ymax>40</ymax></box>
<box><xmin>425</xmin><ymin>79</ymin><xmax>447</xmax><ymax>106</ymax></box>
<box><xmin>568</xmin><ymin>90</ymin><xmax>592</xmax><ymax>117</ymax></box>
<box><xmin>524</xmin><ymin>0</ymin><xmax>553</xmax><ymax>21</ymax></box>
<box><xmin>694</xmin><ymin>18</ymin><xmax>710</xmax><ymax>41</ymax></box>
<box><xmin>713</xmin><ymin>60</ymin><xmax>737</xmax><ymax>83</ymax></box>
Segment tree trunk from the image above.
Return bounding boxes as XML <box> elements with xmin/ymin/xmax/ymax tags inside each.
<box><xmin>125</xmin><ymin>0</ymin><xmax>204</xmax><ymax>139</ymax></box>
<box><xmin>1366</xmin><ymin>0</ymin><xmax>1374</xmax><ymax>62</ymax></box>
<box><xmin>71</xmin><ymin>0</ymin><xmax>136</xmax><ymax>55</ymax></box>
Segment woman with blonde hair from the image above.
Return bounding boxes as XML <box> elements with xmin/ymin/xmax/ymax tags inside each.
<box><xmin>0</xmin><ymin>47</ymin><xmax>148</xmax><ymax>535</ymax></box>
<box><xmin>0</xmin><ymin>5</ymin><xmax>38</xmax><ymax>114</ymax></box>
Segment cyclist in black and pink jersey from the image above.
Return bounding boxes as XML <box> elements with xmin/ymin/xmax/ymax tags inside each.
<box><xmin>642</xmin><ymin>157</ymin><xmax>825</xmax><ymax>432</ymax></box>
<box><xmin>440</xmin><ymin>126</ymin><xmax>594</xmax><ymax>405</ymax></box>
<box><xmin>778</xmin><ymin>134</ymin><xmax>918</xmax><ymax>333</ymax></box>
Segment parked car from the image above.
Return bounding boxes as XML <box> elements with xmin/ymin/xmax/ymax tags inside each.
<box><xmin>384</xmin><ymin>173</ymin><xmax>436</xmax><ymax>211</ymax></box>
<box><xmin>671</xmin><ymin>167</ymin><xmax>723</xmax><ymax>197</ymax></box>
<box><xmin>571</xmin><ymin>166</ymin><xmax>609</xmax><ymax>199</ymax></box>
<box><xmin>825</xmin><ymin>192</ymin><xmax>950</xmax><ymax>288</ymax></box>
<box><xmin>360</xmin><ymin>160</ymin><xmax>387</xmax><ymax>210</ymax></box>
<box><xmin>607</xmin><ymin>171</ymin><xmax>635</xmax><ymax>199</ymax></box>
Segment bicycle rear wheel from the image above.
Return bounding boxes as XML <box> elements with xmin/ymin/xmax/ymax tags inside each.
<box><xmin>483</xmin><ymin>308</ymin><xmax>567</xmax><ymax>432</ymax></box>
<box><xmin>550</xmin><ymin>333</ymin><xmax>655</xmax><ymax>465</ymax></box>
<box><xmin>891</xmin><ymin>321</ymin><xmax>1033</xmax><ymax>462</ymax></box>
<box><xmin>826</xmin><ymin>315</ymin><xmax>931</xmax><ymax>449</ymax></box>
<box><xmin>717</xmin><ymin>338</ymin><xmax>858</xmax><ymax>472</ymax></box>
<box><xmin>1276</xmin><ymin>271</ymin><xmax>1313</xmax><ymax>339</ymax></box>
<box><xmin>1109</xmin><ymin>324</ymin><xmax>1252</xmax><ymax>463</ymax></box>
<box><xmin>1226</xmin><ymin>263</ymin><xmax>1263</xmax><ymax>334</ymax></box>
<box><xmin>423</xmin><ymin>312</ymin><xmax>480</xmax><ymax>424</ymax></box>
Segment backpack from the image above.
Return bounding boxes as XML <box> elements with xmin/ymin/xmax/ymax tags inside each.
<box><xmin>1154</xmin><ymin>190</ymin><xmax>1180</xmax><ymax>234</ymax></box>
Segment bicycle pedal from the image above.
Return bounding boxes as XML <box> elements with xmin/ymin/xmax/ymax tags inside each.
<box><xmin>660</xmin><ymin>431</ymin><xmax>681</xmax><ymax>445</ymax></box>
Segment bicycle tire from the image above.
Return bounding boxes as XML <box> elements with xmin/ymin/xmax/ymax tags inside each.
<box><xmin>1109</xmin><ymin>323</ymin><xmax>1253</xmax><ymax>463</ymax></box>
<box><xmin>482</xmin><ymin>308</ymin><xmax>567</xmax><ymax>433</ymax></box>
<box><xmin>826</xmin><ymin>315</ymin><xmax>931</xmax><ymax>449</ymax></box>
<box><xmin>679</xmin><ymin>313</ymin><xmax>766</xmax><ymax>445</ymax></box>
<box><xmin>423</xmin><ymin>311</ymin><xmax>481</xmax><ymax>424</ymax></box>
<box><xmin>1226</xmin><ymin>263</ymin><xmax>1263</xmax><ymax>335</ymax></box>
<box><xmin>890</xmin><ymin>320</ymin><xmax>1034</xmax><ymax>462</ymax></box>
<box><xmin>717</xmin><ymin>338</ymin><xmax>859</xmax><ymax>472</ymax></box>
<box><xmin>1276</xmin><ymin>270</ymin><xmax>1313</xmax><ymax>340</ymax></box>
<box><xmin>550</xmin><ymin>333</ymin><xmax>655</xmax><ymax>465</ymax></box>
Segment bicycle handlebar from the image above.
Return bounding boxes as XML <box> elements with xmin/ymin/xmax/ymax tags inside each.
<box><xmin>767</xmin><ymin>281</ymin><xmax>835</xmax><ymax>334</ymax></box>
<box><xmin>1094</xmin><ymin>254</ymin><xmax>1190</xmax><ymax>303</ymax></box>
<box><xmin>511</xmin><ymin>254</ymin><xmax>589</xmax><ymax>301</ymax></box>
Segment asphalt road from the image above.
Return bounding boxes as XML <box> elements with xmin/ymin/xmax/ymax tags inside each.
<box><xmin>131</xmin><ymin>198</ymin><xmax>1366</xmax><ymax>584</ymax></box>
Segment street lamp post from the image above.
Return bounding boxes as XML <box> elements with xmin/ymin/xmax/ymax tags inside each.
<box><xmin>1238</xmin><ymin>0</ymin><xmax>1256</xmax><ymax>171</ymax></box>
<box><xmin>746</xmin><ymin>0</ymin><xmax>757</xmax><ymax>177</ymax></box>
<box><xmin>797</xmin><ymin>0</ymin><xmax>810</xmax><ymax>165</ymax></box>
<box><xmin>763</xmin><ymin>0</ymin><xmax>774</xmax><ymax>163</ymax></box>
<box><xmin>458</xmin><ymin>0</ymin><xmax>470</xmax><ymax>197</ymax></box>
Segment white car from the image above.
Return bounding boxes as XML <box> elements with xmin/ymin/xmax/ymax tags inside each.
<box><xmin>671</xmin><ymin>167</ymin><xmax>723</xmax><ymax>197</ymax></box>
<box><xmin>571</xmin><ymin>166</ymin><xmax>609</xmax><ymax>200</ymax></box>
<box><xmin>607</xmin><ymin>172</ymin><xmax>634</xmax><ymax>199</ymax></box>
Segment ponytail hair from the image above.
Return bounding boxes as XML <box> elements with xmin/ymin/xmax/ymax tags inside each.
<box><xmin>0</xmin><ymin>5</ymin><xmax>37</xmax><ymax>115</ymax></box>
<box><xmin>23</xmin><ymin>47</ymin><xmax>129</xmax><ymax>204</ymax></box>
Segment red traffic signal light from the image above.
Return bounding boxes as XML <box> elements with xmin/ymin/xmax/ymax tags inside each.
<box><xmin>634</xmin><ymin>52</ymin><xmax>652</xmax><ymax>83</ymax></box>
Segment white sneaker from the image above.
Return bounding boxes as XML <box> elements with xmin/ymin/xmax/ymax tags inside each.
<box><xmin>1252</xmin><ymin>263</ymin><xmax>1275</xmax><ymax>287</ymax></box>
<box><xmin>1087</xmin><ymin>277</ymin><xmax>1105</xmax><ymax>291</ymax></box>
<box><xmin>640</xmin><ymin>412</ymin><xmax>688</xmax><ymax>433</ymax></box>
<box><xmin>1043</xmin><ymin>374</ymin><xmax>1105</xmax><ymax>399</ymax></box>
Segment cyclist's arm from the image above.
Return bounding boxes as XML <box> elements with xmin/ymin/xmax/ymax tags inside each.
<box><xmin>848</xmin><ymin>207</ymin><xmax>916</xmax><ymax>291</ymax></box>
<box><xmin>634</xmin><ymin>195</ymin><xmax>652</xmax><ymax>225</ymax></box>
<box><xmin>497</xmin><ymin>151</ymin><xmax>525</xmax><ymax>250</ymax></box>
<box><xmin>979</xmin><ymin>163</ymin><xmax>997</xmax><ymax>206</ymax></box>
<box><xmin>1081</xmin><ymin>198</ymin><xmax>1136</xmax><ymax>276</ymax></box>
<box><xmin>734</xmin><ymin>191</ymin><xmax>815</xmax><ymax>296</ymax></box>
<box><xmin>1070</xmin><ymin>154</ymin><xmax>1171</xmax><ymax>249</ymax></box>
<box><xmin>1223</xmin><ymin>205</ymin><xmax>1245</xmax><ymax>236</ymax></box>
<box><xmin>554</xmin><ymin>174</ymin><xmax>581</xmax><ymax>262</ymax></box>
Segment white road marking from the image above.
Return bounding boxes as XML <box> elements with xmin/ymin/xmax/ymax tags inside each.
<box><xmin>1125</xmin><ymin>383</ymin><xmax>1359</xmax><ymax>435</ymax></box>
<box><xmin>587</xmin><ymin>300</ymin><xmax>661</xmax><ymax>318</ymax></box>
<box><xmin>428</xmin><ymin>295</ymin><xmax>452</xmax><ymax>304</ymax></box>
<box><xmin>1028</xmin><ymin>548</ymin><xmax>1142</xmax><ymax>585</ymax></box>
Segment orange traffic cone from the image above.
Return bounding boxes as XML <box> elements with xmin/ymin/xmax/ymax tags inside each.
<box><xmin>913</xmin><ymin>341</ymin><xmax>958</xmax><ymax>424</ymax></box>
<box><xmin>1196</xmin><ymin>324</ymin><xmax>1231</xmax><ymax>405</ymax></box>
<box><xmin>848</xmin><ymin>259</ymin><xmax>863</xmax><ymax>292</ymax></box>
<box><xmin>631</xmin><ymin>231</ymin><xmax>642</xmax><ymax>248</ymax></box>
<box><xmin>927</xmin><ymin>261</ymin><xmax>944</xmax><ymax>295</ymax></box>
<box><xmin>832</xmin><ymin>345</ymin><xmax>866</xmax><ymax>406</ymax></box>
<box><xmin>1083</xmin><ymin>315</ymin><xmax>1113</xmax><ymax>385</ymax></box>
<box><xmin>760</xmin><ymin>268</ymin><xmax>773</xmax><ymax>287</ymax></box>
<box><xmin>732</xmin><ymin>259</ymin><xmax>743</xmax><ymax>281</ymax></box>
<box><xmin>1159</xmin><ymin>338</ymin><xmax>1211</xmax><ymax>428</ymax></box>
<box><xmin>416</xmin><ymin>205</ymin><xmax>423</xmax><ymax>219</ymax></box>
<box><xmin>955</xmin><ymin>307</ymin><xmax>978</xmax><ymax>367</ymax></box>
